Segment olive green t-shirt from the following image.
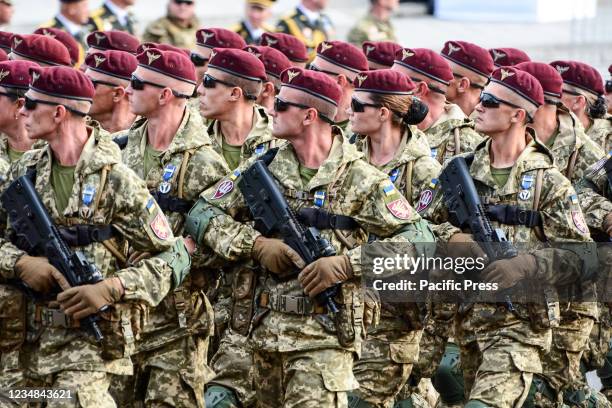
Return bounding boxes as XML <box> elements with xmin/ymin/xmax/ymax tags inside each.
<box><xmin>51</xmin><ymin>160</ymin><xmax>76</xmax><ymax>213</ymax></box>
<box><xmin>144</xmin><ymin>143</ymin><xmax>164</xmax><ymax>176</ymax></box>
<box><xmin>490</xmin><ymin>165</ymin><xmax>513</xmax><ymax>188</ymax></box>
<box><xmin>7</xmin><ymin>146</ymin><xmax>25</xmax><ymax>163</ymax></box>
<box><xmin>299</xmin><ymin>164</ymin><xmax>318</xmax><ymax>186</ymax></box>
<box><xmin>221</xmin><ymin>139</ymin><xmax>242</xmax><ymax>170</ymax></box>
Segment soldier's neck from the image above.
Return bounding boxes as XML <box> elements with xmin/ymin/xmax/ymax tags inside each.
<box><xmin>531</xmin><ymin>104</ymin><xmax>558</xmax><ymax>145</ymax></box>
<box><xmin>291</xmin><ymin>124</ymin><xmax>333</xmax><ymax>169</ymax></box>
<box><xmin>489</xmin><ymin>126</ymin><xmax>528</xmax><ymax>168</ymax></box>
<box><xmin>219</xmin><ymin>106</ymin><xmax>255</xmax><ymax>146</ymax></box>
<box><xmin>368</xmin><ymin>123</ymin><xmax>402</xmax><ymax>167</ymax></box>
<box><xmin>146</xmin><ymin>105</ymin><xmax>186</xmax><ymax>151</ymax></box>
<box><xmin>2</xmin><ymin>120</ymin><xmax>33</xmax><ymax>152</ymax></box>
<box><xmin>450</xmin><ymin>91</ymin><xmax>479</xmax><ymax>117</ymax></box>
<box><xmin>576</xmin><ymin>110</ymin><xmax>592</xmax><ymax>131</ymax></box>
<box><xmin>49</xmin><ymin>121</ymin><xmax>90</xmax><ymax>166</ymax></box>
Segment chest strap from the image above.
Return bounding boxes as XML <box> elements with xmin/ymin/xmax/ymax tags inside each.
<box><xmin>297</xmin><ymin>208</ymin><xmax>360</xmax><ymax>231</ymax></box>
<box><xmin>150</xmin><ymin>190</ymin><xmax>194</xmax><ymax>214</ymax></box>
<box><xmin>486</xmin><ymin>204</ymin><xmax>542</xmax><ymax>228</ymax></box>
<box><xmin>58</xmin><ymin>224</ymin><xmax>115</xmax><ymax>247</ymax></box>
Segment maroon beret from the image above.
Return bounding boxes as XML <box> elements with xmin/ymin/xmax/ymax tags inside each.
<box><xmin>85</xmin><ymin>50</ymin><xmax>137</xmax><ymax>81</ymax></box>
<box><xmin>441</xmin><ymin>40</ymin><xmax>494</xmax><ymax>78</ymax></box>
<box><xmin>11</xmin><ymin>34</ymin><xmax>71</xmax><ymax>66</ymax></box>
<box><xmin>196</xmin><ymin>28</ymin><xmax>246</xmax><ymax>50</ymax></box>
<box><xmin>86</xmin><ymin>30</ymin><xmax>140</xmax><ymax>54</ymax></box>
<box><xmin>260</xmin><ymin>32</ymin><xmax>308</xmax><ymax>63</ymax></box>
<box><xmin>0</xmin><ymin>60</ymin><xmax>39</xmax><ymax>90</ymax></box>
<box><xmin>138</xmin><ymin>42</ymin><xmax>190</xmax><ymax>58</ymax></box>
<box><xmin>34</xmin><ymin>27</ymin><xmax>80</xmax><ymax>65</ymax></box>
<box><xmin>0</xmin><ymin>48</ymin><xmax>6</xmax><ymax>62</ymax></box>
<box><xmin>243</xmin><ymin>45</ymin><xmax>292</xmax><ymax>79</ymax></box>
<box><xmin>489</xmin><ymin>47</ymin><xmax>531</xmax><ymax>67</ymax></box>
<box><xmin>315</xmin><ymin>40</ymin><xmax>368</xmax><ymax>73</ymax></box>
<box><xmin>0</xmin><ymin>31</ymin><xmax>13</xmax><ymax>52</ymax></box>
<box><xmin>354</xmin><ymin>69</ymin><xmax>416</xmax><ymax>95</ymax></box>
<box><xmin>208</xmin><ymin>48</ymin><xmax>266</xmax><ymax>82</ymax></box>
<box><xmin>490</xmin><ymin>66</ymin><xmax>544</xmax><ymax>107</ymax></box>
<box><xmin>280</xmin><ymin>67</ymin><xmax>341</xmax><ymax>106</ymax></box>
<box><xmin>515</xmin><ymin>61</ymin><xmax>562</xmax><ymax>99</ymax></box>
<box><xmin>550</xmin><ymin>60</ymin><xmax>604</xmax><ymax>96</ymax></box>
<box><xmin>394</xmin><ymin>47</ymin><xmax>453</xmax><ymax>85</ymax></box>
<box><xmin>362</xmin><ymin>41</ymin><xmax>402</xmax><ymax>68</ymax></box>
<box><xmin>136</xmin><ymin>48</ymin><xmax>196</xmax><ymax>84</ymax></box>
<box><xmin>30</xmin><ymin>66</ymin><xmax>95</xmax><ymax>101</ymax></box>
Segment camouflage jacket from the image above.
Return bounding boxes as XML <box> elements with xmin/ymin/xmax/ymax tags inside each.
<box><xmin>576</xmin><ymin>154</ymin><xmax>612</xmax><ymax>238</ymax></box>
<box><xmin>187</xmin><ymin>131</ymin><xmax>432</xmax><ymax>353</ymax></box>
<box><xmin>361</xmin><ymin>126</ymin><xmax>441</xmax><ymax>208</ymax></box>
<box><xmin>586</xmin><ymin>115</ymin><xmax>612</xmax><ymax>153</ymax></box>
<box><xmin>276</xmin><ymin>7</ymin><xmax>334</xmax><ymax>60</ymax></box>
<box><xmin>347</xmin><ymin>14</ymin><xmax>396</xmax><ymax>45</ymax></box>
<box><xmin>0</xmin><ymin>127</ymin><xmax>188</xmax><ymax>375</ymax></box>
<box><xmin>424</xmin><ymin>103</ymin><xmax>483</xmax><ymax>164</ymax></box>
<box><xmin>230</xmin><ymin>20</ymin><xmax>275</xmax><ymax>45</ymax></box>
<box><xmin>142</xmin><ymin>15</ymin><xmax>200</xmax><ymax>50</ymax></box>
<box><xmin>91</xmin><ymin>3</ymin><xmax>138</xmax><ymax>35</ymax></box>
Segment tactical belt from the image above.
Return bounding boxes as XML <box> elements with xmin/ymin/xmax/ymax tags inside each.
<box><xmin>297</xmin><ymin>208</ymin><xmax>360</xmax><ymax>231</ymax></box>
<box><xmin>486</xmin><ymin>204</ymin><xmax>542</xmax><ymax>228</ymax></box>
<box><xmin>151</xmin><ymin>191</ymin><xmax>194</xmax><ymax>214</ymax></box>
<box><xmin>34</xmin><ymin>305</ymin><xmax>79</xmax><ymax>329</ymax></box>
<box><xmin>259</xmin><ymin>291</ymin><xmax>326</xmax><ymax>315</ymax></box>
<box><xmin>58</xmin><ymin>224</ymin><xmax>114</xmax><ymax>247</ymax></box>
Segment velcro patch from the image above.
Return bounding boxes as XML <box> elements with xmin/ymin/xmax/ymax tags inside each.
<box><xmin>386</xmin><ymin>197</ymin><xmax>412</xmax><ymax>220</ymax></box>
<box><xmin>150</xmin><ymin>212</ymin><xmax>171</xmax><ymax>240</ymax></box>
<box><xmin>415</xmin><ymin>190</ymin><xmax>434</xmax><ymax>212</ymax></box>
<box><xmin>571</xmin><ymin>210</ymin><xmax>588</xmax><ymax>234</ymax></box>
<box><xmin>211</xmin><ymin>179</ymin><xmax>234</xmax><ymax>200</ymax></box>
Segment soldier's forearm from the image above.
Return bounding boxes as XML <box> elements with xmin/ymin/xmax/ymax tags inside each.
<box><xmin>0</xmin><ymin>240</ymin><xmax>26</xmax><ymax>280</ymax></box>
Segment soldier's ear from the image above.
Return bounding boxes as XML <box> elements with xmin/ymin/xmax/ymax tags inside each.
<box><xmin>415</xmin><ymin>81</ymin><xmax>428</xmax><ymax>97</ymax></box>
<box><xmin>113</xmin><ymin>86</ymin><xmax>127</xmax><ymax>102</ymax></box>
<box><xmin>229</xmin><ymin>86</ymin><xmax>243</xmax><ymax>102</ymax></box>
<box><xmin>458</xmin><ymin>77</ymin><xmax>471</xmax><ymax>93</ymax></box>
<box><xmin>379</xmin><ymin>106</ymin><xmax>391</xmax><ymax>123</ymax></box>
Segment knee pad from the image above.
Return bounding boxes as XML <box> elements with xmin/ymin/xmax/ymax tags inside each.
<box><xmin>464</xmin><ymin>399</ymin><xmax>492</xmax><ymax>408</ymax></box>
<box><xmin>347</xmin><ymin>392</ymin><xmax>375</xmax><ymax>408</ymax></box>
<box><xmin>205</xmin><ymin>385</ymin><xmax>240</xmax><ymax>408</ymax></box>
<box><xmin>432</xmin><ymin>343</ymin><xmax>465</xmax><ymax>404</ymax></box>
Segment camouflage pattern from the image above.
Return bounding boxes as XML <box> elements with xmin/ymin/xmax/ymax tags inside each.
<box><xmin>425</xmin><ymin>132</ymin><xmax>592</xmax><ymax>407</ymax></box>
<box><xmin>0</xmin><ymin>127</ymin><xmax>187</xmax><ymax>405</ymax></box>
<box><xmin>576</xmin><ymin>154</ymin><xmax>612</xmax><ymax>234</ymax></box>
<box><xmin>91</xmin><ymin>3</ymin><xmax>138</xmax><ymax>35</ymax></box>
<box><xmin>423</xmin><ymin>103</ymin><xmax>483</xmax><ymax>165</ymax></box>
<box><xmin>191</xmin><ymin>130</ymin><xmax>430</xmax><ymax>406</ymax></box>
<box><xmin>347</xmin><ymin>14</ymin><xmax>396</xmax><ymax>46</ymax></box>
<box><xmin>115</xmin><ymin>107</ymin><xmax>228</xmax><ymax>407</ymax></box>
<box><xmin>142</xmin><ymin>16</ymin><xmax>200</xmax><ymax>50</ymax></box>
<box><xmin>276</xmin><ymin>7</ymin><xmax>334</xmax><ymax>61</ymax></box>
<box><xmin>586</xmin><ymin>116</ymin><xmax>612</xmax><ymax>153</ymax></box>
<box><xmin>230</xmin><ymin>21</ymin><xmax>275</xmax><ymax>45</ymax></box>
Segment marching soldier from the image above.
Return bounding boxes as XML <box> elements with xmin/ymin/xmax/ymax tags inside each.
<box><xmin>39</xmin><ymin>0</ymin><xmax>103</xmax><ymax>52</ymax></box>
<box><xmin>276</xmin><ymin>0</ymin><xmax>334</xmax><ymax>61</ymax></box>
<box><xmin>0</xmin><ymin>64</ymin><xmax>190</xmax><ymax>407</ymax></box>
<box><xmin>192</xmin><ymin>28</ymin><xmax>246</xmax><ymax>88</ymax></box>
<box><xmin>362</xmin><ymin>40</ymin><xmax>402</xmax><ymax>70</ymax></box>
<box><xmin>9</xmin><ymin>34</ymin><xmax>72</xmax><ymax>67</ymax></box>
<box><xmin>244</xmin><ymin>44</ymin><xmax>292</xmax><ymax>113</ymax></box>
<box><xmin>489</xmin><ymin>47</ymin><xmax>530</xmax><ymax>67</ymax></box>
<box><xmin>231</xmin><ymin>0</ymin><xmax>276</xmax><ymax>45</ymax></box>
<box><xmin>91</xmin><ymin>0</ymin><xmax>138</xmax><ymax>35</ymax></box>
<box><xmin>260</xmin><ymin>32</ymin><xmax>309</xmax><ymax>68</ymax></box>
<box><xmin>143</xmin><ymin>0</ymin><xmax>200</xmax><ymax>50</ymax></box>
<box><xmin>347</xmin><ymin>0</ymin><xmax>399</xmax><ymax>46</ymax></box>
<box><xmin>34</xmin><ymin>27</ymin><xmax>82</xmax><ymax>67</ymax></box>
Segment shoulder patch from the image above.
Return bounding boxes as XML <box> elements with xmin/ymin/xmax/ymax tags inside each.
<box><xmin>211</xmin><ymin>179</ymin><xmax>234</xmax><ymax>199</ymax></box>
<box><xmin>415</xmin><ymin>189</ymin><xmax>434</xmax><ymax>212</ymax></box>
<box><xmin>571</xmin><ymin>211</ymin><xmax>588</xmax><ymax>234</ymax></box>
<box><xmin>386</xmin><ymin>197</ymin><xmax>413</xmax><ymax>220</ymax></box>
<box><xmin>150</xmin><ymin>212</ymin><xmax>171</xmax><ymax>240</ymax></box>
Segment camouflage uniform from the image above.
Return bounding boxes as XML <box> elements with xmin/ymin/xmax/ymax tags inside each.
<box><xmin>423</xmin><ymin>103</ymin><xmax>483</xmax><ymax>165</ymax></box>
<box><xmin>230</xmin><ymin>21</ymin><xmax>274</xmax><ymax>45</ymax></box>
<box><xmin>425</xmin><ymin>133</ymin><xmax>591</xmax><ymax>408</ymax></box>
<box><xmin>90</xmin><ymin>2</ymin><xmax>138</xmax><ymax>35</ymax></box>
<box><xmin>0</xmin><ymin>128</ymin><xmax>190</xmax><ymax>407</ymax></box>
<box><xmin>586</xmin><ymin>116</ymin><xmax>612</xmax><ymax>153</ymax></box>
<box><xmin>276</xmin><ymin>7</ymin><xmax>334</xmax><ymax>61</ymax></box>
<box><xmin>347</xmin><ymin>14</ymin><xmax>396</xmax><ymax>46</ymax></box>
<box><xmin>112</xmin><ymin>108</ymin><xmax>228</xmax><ymax>407</ymax></box>
<box><xmin>187</xmin><ymin>130</ymin><xmax>433</xmax><ymax>407</ymax></box>
<box><xmin>142</xmin><ymin>16</ymin><xmax>200</xmax><ymax>50</ymax></box>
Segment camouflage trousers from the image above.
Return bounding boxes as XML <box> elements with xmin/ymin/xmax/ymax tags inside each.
<box><xmin>252</xmin><ymin>347</ymin><xmax>358</xmax><ymax>408</ymax></box>
<box><xmin>352</xmin><ymin>326</ymin><xmax>421</xmax><ymax>407</ymax></box>
<box><xmin>584</xmin><ymin>304</ymin><xmax>612</xmax><ymax>372</ymax></box>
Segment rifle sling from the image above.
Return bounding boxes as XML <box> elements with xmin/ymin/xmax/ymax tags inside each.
<box><xmin>486</xmin><ymin>204</ymin><xmax>542</xmax><ymax>228</ymax></box>
<box><xmin>297</xmin><ymin>208</ymin><xmax>359</xmax><ymax>231</ymax></box>
<box><xmin>58</xmin><ymin>224</ymin><xmax>115</xmax><ymax>247</ymax></box>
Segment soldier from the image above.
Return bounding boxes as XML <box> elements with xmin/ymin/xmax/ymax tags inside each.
<box><xmin>276</xmin><ymin>0</ymin><xmax>334</xmax><ymax>61</ymax></box>
<box><xmin>0</xmin><ymin>64</ymin><xmax>190</xmax><ymax>406</ymax></box>
<box><xmin>39</xmin><ymin>0</ymin><xmax>103</xmax><ymax>52</ymax></box>
<box><xmin>0</xmin><ymin>61</ymin><xmax>40</xmax><ymax>165</ymax></box>
<box><xmin>308</xmin><ymin>40</ymin><xmax>368</xmax><ymax>133</ymax></box>
<box><xmin>425</xmin><ymin>66</ymin><xmax>592</xmax><ymax>407</ymax></box>
<box><xmin>0</xmin><ymin>0</ymin><xmax>13</xmax><ymax>28</ymax></box>
<box><xmin>91</xmin><ymin>0</ymin><xmax>138</xmax><ymax>35</ymax></box>
<box><xmin>260</xmin><ymin>32</ymin><xmax>309</xmax><ymax>68</ymax></box>
<box><xmin>347</xmin><ymin>0</ymin><xmax>399</xmax><ymax>46</ymax></box>
<box><xmin>83</xmin><ymin>50</ymin><xmax>137</xmax><ymax>133</ymax></box>
<box><xmin>143</xmin><ymin>0</ymin><xmax>200</xmax><ymax>50</ymax></box>
<box><xmin>362</xmin><ymin>40</ymin><xmax>402</xmax><ymax>70</ymax></box>
<box><xmin>391</xmin><ymin>47</ymin><xmax>482</xmax><ymax>163</ymax></box>
<box><xmin>231</xmin><ymin>0</ymin><xmax>276</xmax><ymax>45</ymax></box>
<box><xmin>551</xmin><ymin>60</ymin><xmax>611</xmax><ymax>152</ymax></box>
<box><xmin>34</xmin><ymin>27</ymin><xmax>82</xmax><ymax>67</ymax></box>
<box><xmin>441</xmin><ymin>40</ymin><xmax>495</xmax><ymax>117</ymax></box>
<box><xmin>192</xmin><ymin>28</ymin><xmax>246</xmax><ymax>88</ymax></box>
<box><xmin>186</xmin><ymin>66</ymin><xmax>432</xmax><ymax>407</ymax></box>
<box><xmin>489</xmin><ymin>47</ymin><xmax>530</xmax><ymax>67</ymax></box>
<box><xmin>9</xmin><ymin>34</ymin><xmax>72</xmax><ymax>67</ymax></box>
<box><xmin>346</xmin><ymin>68</ymin><xmax>440</xmax><ymax>407</ymax></box>
<box><xmin>244</xmin><ymin>44</ymin><xmax>292</xmax><ymax>113</ymax></box>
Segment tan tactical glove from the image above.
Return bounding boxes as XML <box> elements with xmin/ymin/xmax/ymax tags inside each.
<box><xmin>57</xmin><ymin>277</ymin><xmax>124</xmax><ymax>320</ymax></box>
<box><xmin>481</xmin><ymin>254</ymin><xmax>538</xmax><ymax>290</ymax></box>
<box><xmin>15</xmin><ymin>255</ymin><xmax>63</xmax><ymax>293</ymax></box>
<box><xmin>603</xmin><ymin>213</ymin><xmax>612</xmax><ymax>237</ymax></box>
<box><xmin>252</xmin><ymin>236</ymin><xmax>305</xmax><ymax>275</ymax></box>
<box><xmin>298</xmin><ymin>255</ymin><xmax>353</xmax><ymax>298</ymax></box>
<box><xmin>446</xmin><ymin>233</ymin><xmax>487</xmax><ymax>260</ymax></box>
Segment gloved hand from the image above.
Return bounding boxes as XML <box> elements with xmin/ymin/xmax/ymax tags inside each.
<box><xmin>252</xmin><ymin>236</ymin><xmax>305</xmax><ymax>275</ymax></box>
<box><xmin>298</xmin><ymin>255</ymin><xmax>353</xmax><ymax>298</ymax></box>
<box><xmin>481</xmin><ymin>254</ymin><xmax>538</xmax><ymax>290</ymax></box>
<box><xmin>15</xmin><ymin>255</ymin><xmax>63</xmax><ymax>293</ymax></box>
<box><xmin>446</xmin><ymin>233</ymin><xmax>487</xmax><ymax>260</ymax></box>
<box><xmin>603</xmin><ymin>213</ymin><xmax>612</xmax><ymax>237</ymax></box>
<box><xmin>57</xmin><ymin>277</ymin><xmax>124</xmax><ymax>320</ymax></box>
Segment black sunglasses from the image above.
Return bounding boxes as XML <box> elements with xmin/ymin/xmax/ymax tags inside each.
<box><xmin>605</xmin><ymin>80</ymin><xmax>612</xmax><ymax>93</ymax></box>
<box><xmin>0</xmin><ymin>91</ymin><xmax>19</xmax><ymax>101</ymax></box>
<box><xmin>130</xmin><ymin>75</ymin><xmax>190</xmax><ymax>99</ymax></box>
<box><xmin>274</xmin><ymin>96</ymin><xmax>334</xmax><ymax>124</ymax></box>
<box><xmin>479</xmin><ymin>92</ymin><xmax>532</xmax><ymax>121</ymax></box>
<box><xmin>190</xmin><ymin>53</ymin><xmax>208</xmax><ymax>67</ymax></box>
<box><xmin>202</xmin><ymin>73</ymin><xmax>237</xmax><ymax>89</ymax></box>
<box><xmin>308</xmin><ymin>63</ymin><xmax>354</xmax><ymax>85</ymax></box>
<box><xmin>91</xmin><ymin>79</ymin><xmax>119</xmax><ymax>89</ymax></box>
<box><xmin>24</xmin><ymin>96</ymin><xmax>87</xmax><ymax>117</ymax></box>
<box><xmin>452</xmin><ymin>73</ymin><xmax>484</xmax><ymax>89</ymax></box>
<box><xmin>351</xmin><ymin>97</ymin><xmax>382</xmax><ymax>113</ymax></box>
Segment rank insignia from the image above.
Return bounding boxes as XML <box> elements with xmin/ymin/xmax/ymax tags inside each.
<box><xmin>520</xmin><ymin>174</ymin><xmax>534</xmax><ymax>190</ymax></box>
<box><xmin>82</xmin><ymin>185</ymin><xmax>96</xmax><ymax>206</ymax></box>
